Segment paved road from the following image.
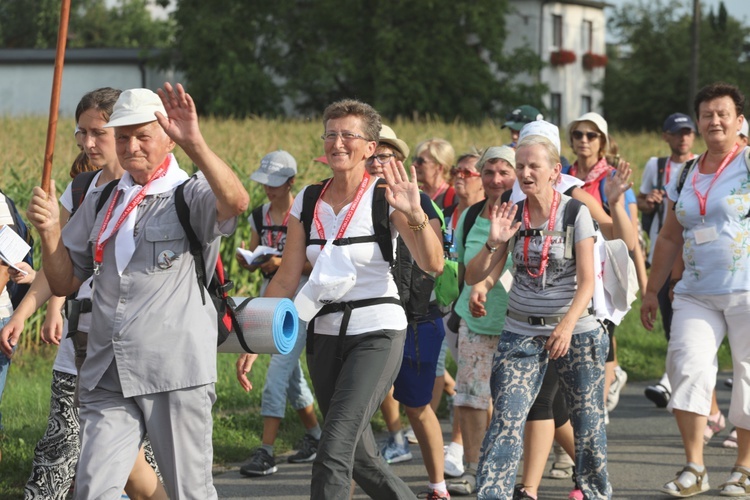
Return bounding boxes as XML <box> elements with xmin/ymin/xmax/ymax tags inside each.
<box><xmin>213</xmin><ymin>376</ymin><xmax>738</xmax><ymax>499</ymax></box>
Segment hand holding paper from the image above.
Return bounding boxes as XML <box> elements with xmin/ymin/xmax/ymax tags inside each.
<box><xmin>236</xmin><ymin>245</ymin><xmax>281</xmax><ymax>266</ymax></box>
<box><xmin>0</xmin><ymin>226</ymin><xmax>31</xmax><ymax>275</ymax></box>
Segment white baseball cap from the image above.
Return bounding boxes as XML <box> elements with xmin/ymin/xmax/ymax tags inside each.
<box><xmin>104</xmin><ymin>89</ymin><xmax>167</xmax><ymax>128</ymax></box>
<box><xmin>293</xmin><ymin>242</ymin><xmax>357</xmax><ymax>321</ymax></box>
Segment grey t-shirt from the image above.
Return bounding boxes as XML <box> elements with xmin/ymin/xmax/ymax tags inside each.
<box><xmin>62</xmin><ymin>170</ymin><xmax>237</xmax><ymax>397</ymax></box>
<box><xmin>504</xmin><ymin>195</ymin><xmax>599</xmax><ymax>336</ymax></box>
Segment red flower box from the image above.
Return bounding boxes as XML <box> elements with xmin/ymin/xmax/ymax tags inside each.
<box><xmin>582</xmin><ymin>52</ymin><xmax>608</xmax><ymax>70</ymax></box>
<box><xmin>550</xmin><ymin>49</ymin><xmax>577</xmax><ymax>66</ymax></box>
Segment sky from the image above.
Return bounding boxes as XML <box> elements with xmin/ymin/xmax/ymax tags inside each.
<box><xmin>604</xmin><ymin>0</ymin><xmax>750</xmax><ymax>23</ymax></box>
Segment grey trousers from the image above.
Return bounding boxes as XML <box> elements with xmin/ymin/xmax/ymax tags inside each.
<box><xmin>75</xmin><ymin>362</ymin><xmax>217</xmax><ymax>500</ymax></box>
<box><xmin>307</xmin><ymin>328</ymin><xmax>416</xmax><ymax>500</ymax></box>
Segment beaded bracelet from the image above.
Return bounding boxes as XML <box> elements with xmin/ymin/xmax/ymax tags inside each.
<box><xmin>408</xmin><ymin>212</ymin><xmax>429</xmax><ymax>231</ymax></box>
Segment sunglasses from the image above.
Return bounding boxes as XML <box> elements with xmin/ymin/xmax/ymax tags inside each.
<box><xmin>454</xmin><ymin>168</ymin><xmax>481</xmax><ymax>179</ymax></box>
<box><xmin>571</xmin><ymin>130</ymin><xmax>601</xmax><ymax>141</ymax></box>
<box><xmin>412</xmin><ymin>156</ymin><xmax>428</xmax><ymax>166</ymax></box>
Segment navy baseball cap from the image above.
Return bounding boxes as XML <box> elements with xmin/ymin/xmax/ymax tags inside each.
<box><xmin>663</xmin><ymin>113</ymin><xmax>696</xmax><ymax>133</ymax></box>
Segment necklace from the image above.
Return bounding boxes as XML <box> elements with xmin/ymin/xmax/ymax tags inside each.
<box><xmin>328</xmin><ymin>183</ymin><xmax>360</xmax><ymax>210</ymax></box>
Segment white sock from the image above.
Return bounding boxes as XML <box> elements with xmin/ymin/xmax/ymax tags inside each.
<box><xmin>429</xmin><ymin>481</ymin><xmax>447</xmax><ymax>493</ymax></box>
<box><xmin>447</xmin><ymin>442</ymin><xmax>464</xmax><ymax>454</ymax></box>
<box><xmin>723</xmin><ymin>469</ymin><xmax>750</xmax><ymax>493</ymax></box>
<box><xmin>392</xmin><ymin>429</ymin><xmax>405</xmax><ymax>446</ymax></box>
<box><xmin>659</xmin><ymin>372</ymin><xmax>671</xmax><ymax>391</ymax></box>
<box><xmin>666</xmin><ymin>463</ymin><xmax>705</xmax><ymax>491</ymax></box>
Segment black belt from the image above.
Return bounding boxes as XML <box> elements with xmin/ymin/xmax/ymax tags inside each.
<box><xmin>506</xmin><ymin>307</ymin><xmax>594</xmax><ymax>326</ymax></box>
<box><xmin>306</xmin><ymin>297</ymin><xmax>403</xmax><ymax>360</ymax></box>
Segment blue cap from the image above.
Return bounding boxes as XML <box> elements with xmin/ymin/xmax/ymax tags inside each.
<box><xmin>663</xmin><ymin>113</ymin><xmax>696</xmax><ymax>133</ymax></box>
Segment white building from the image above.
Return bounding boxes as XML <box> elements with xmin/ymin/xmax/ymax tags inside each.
<box><xmin>0</xmin><ymin>49</ymin><xmax>180</xmax><ymax>117</ymax></box>
<box><xmin>505</xmin><ymin>0</ymin><xmax>609</xmax><ymax>126</ymax></box>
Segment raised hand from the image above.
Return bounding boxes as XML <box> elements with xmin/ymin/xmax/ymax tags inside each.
<box><xmin>26</xmin><ymin>181</ymin><xmax>60</xmax><ymax>235</ymax></box>
<box><xmin>604</xmin><ymin>159</ymin><xmax>633</xmax><ymax>205</ymax></box>
<box><xmin>487</xmin><ymin>199</ymin><xmax>521</xmax><ymax>247</ymax></box>
<box><xmin>382</xmin><ymin>161</ymin><xmax>423</xmax><ymax>222</ymax></box>
<box><xmin>155</xmin><ymin>82</ymin><xmax>202</xmax><ymax>148</ymax></box>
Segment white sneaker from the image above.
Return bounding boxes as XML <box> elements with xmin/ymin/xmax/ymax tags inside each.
<box><xmin>607</xmin><ymin>366</ymin><xmax>628</xmax><ymax>412</ymax></box>
<box><xmin>404</xmin><ymin>427</ymin><xmax>418</xmax><ymax>444</ymax></box>
<box><xmin>443</xmin><ymin>443</ymin><xmax>464</xmax><ymax>478</ymax></box>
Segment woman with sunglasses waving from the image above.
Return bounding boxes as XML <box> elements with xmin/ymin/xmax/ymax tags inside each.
<box><xmin>566</xmin><ymin>113</ymin><xmax>640</xmax><ymax>420</ymax></box>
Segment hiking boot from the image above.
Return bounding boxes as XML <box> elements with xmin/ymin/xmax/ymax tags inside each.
<box><xmin>607</xmin><ymin>366</ymin><xmax>628</xmax><ymax>412</ymax></box>
<box><xmin>444</xmin><ymin>443</ymin><xmax>465</xmax><ymax>478</ymax></box>
<box><xmin>381</xmin><ymin>436</ymin><xmax>412</xmax><ymax>464</ymax></box>
<box><xmin>644</xmin><ymin>383</ymin><xmax>671</xmax><ymax>408</ymax></box>
<box><xmin>418</xmin><ymin>489</ymin><xmax>451</xmax><ymax>499</ymax></box>
<box><xmin>704</xmin><ymin>411</ymin><xmax>726</xmax><ymax>444</ymax></box>
<box><xmin>240</xmin><ymin>448</ymin><xmax>278</xmax><ymax>477</ymax></box>
<box><xmin>288</xmin><ymin>434</ymin><xmax>318</xmax><ymax>463</ymax></box>
<box><xmin>448</xmin><ymin>469</ymin><xmax>476</xmax><ymax>496</ymax></box>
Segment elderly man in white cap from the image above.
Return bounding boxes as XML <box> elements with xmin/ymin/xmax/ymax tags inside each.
<box><xmin>26</xmin><ymin>83</ymin><xmax>249</xmax><ymax>499</ymax></box>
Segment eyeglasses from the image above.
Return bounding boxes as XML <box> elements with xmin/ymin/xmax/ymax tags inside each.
<box><xmin>321</xmin><ymin>131</ymin><xmax>369</xmax><ymax>143</ymax></box>
<box><xmin>412</xmin><ymin>156</ymin><xmax>429</xmax><ymax>166</ymax></box>
<box><xmin>365</xmin><ymin>153</ymin><xmax>396</xmax><ymax>165</ymax></box>
<box><xmin>571</xmin><ymin>130</ymin><xmax>600</xmax><ymax>141</ymax></box>
<box><xmin>454</xmin><ymin>168</ymin><xmax>481</xmax><ymax>179</ymax></box>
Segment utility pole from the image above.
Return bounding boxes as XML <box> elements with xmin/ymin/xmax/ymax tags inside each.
<box><xmin>689</xmin><ymin>0</ymin><xmax>700</xmax><ymax>113</ymax></box>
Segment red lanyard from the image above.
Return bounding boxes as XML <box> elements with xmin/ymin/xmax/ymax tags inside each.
<box><xmin>522</xmin><ymin>191</ymin><xmax>561</xmax><ymax>279</ymax></box>
<box><xmin>265</xmin><ymin>207</ymin><xmax>291</xmax><ymax>248</ymax></box>
<box><xmin>692</xmin><ymin>143</ymin><xmax>739</xmax><ymax>217</ymax></box>
<box><xmin>93</xmin><ymin>157</ymin><xmax>171</xmax><ymax>272</ymax></box>
<box><xmin>313</xmin><ymin>173</ymin><xmax>371</xmax><ymax>245</ymax></box>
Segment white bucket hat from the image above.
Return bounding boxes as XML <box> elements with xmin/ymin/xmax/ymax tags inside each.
<box><xmin>379</xmin><ymin>125</ymin><xmax>410</xmax><ymax>159</ymax></box>
<box><xmin>518</xmin><ymin>120</ymin><xmax>562</xmax><ymax>154</ymax></box>
<box><xmin>104</xmin><ymin>89</ymin><xmax>167</xmax><ymax>128</ymax></box>
<box><xmin>294</xmin><ymin>242</ymin><xmax>357</xmax><ymax>321</ymax></box>
<box><xmin>567</xmin><ymin>112</ymin><xmax>610</xmax><ymax>156</ymax></box>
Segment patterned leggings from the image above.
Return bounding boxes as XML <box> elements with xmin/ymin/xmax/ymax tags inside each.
<box><xmin>23</xmin><ymin>370</ymin><xmax>161</xmax><ymax>499</ymax></box>
<box><xmin>477</xmin><ymin>327</ymin><xmax>611</xmax><ymax>500</ymax></box>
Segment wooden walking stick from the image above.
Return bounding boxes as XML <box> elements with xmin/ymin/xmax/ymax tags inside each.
<box><xmin>41</xmin><ymin>0</ymin><xmax>72</xmax><ymax>194</ymax></box>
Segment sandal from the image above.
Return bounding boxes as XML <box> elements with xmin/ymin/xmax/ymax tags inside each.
<box><xmin>661</xmin><ymin>465</ymin><xmax>710</xmax><ymax>498</ymax></box>
<box><xmin>513</xmin><ymin>484</ymin><xmax>536</xmax><ymax>499</ymax></box>
<box><xmin>724</xmin><ymin>428</ymin><xmax>739</xmax><ymax>449</ymax></box>
<box><xmin>705</xmin><ymin>411</ymin><xmax>727</xmax><ymax>444</ymax></box>
<box><xmin>719</xmin><ymin>466</ymin><xmax>750</xmax><ymax>497</ymax></box>
<box><xmin>447</xmin><ymin>469</ymin><xmax>476</xmax><ymax>496</ymax></box>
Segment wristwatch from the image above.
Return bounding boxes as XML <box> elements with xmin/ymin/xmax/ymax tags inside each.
<box><xmin>485</xmin><ymin>242</ymin><xmax>499</xmax><ymax>254</ymax></box>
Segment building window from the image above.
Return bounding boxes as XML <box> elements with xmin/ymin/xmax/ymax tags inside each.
<box><xmin>581</xmin><ymin>95</ymin><xmax>592</xmax><ymax>114</ymax></box>
<box><xmin>552</xmin><ymin>15</ymin><xmax>563</xmax><ymax>49</ymax></box>
<box><xmin>550</xmin><ymin>93</ymin><xmax>562</xmax><ymax>126</ymax></box>
<box><xmin>582</xmin><ymin>20</ymin><xmax>593</xmax><ymax>52</ymax></box>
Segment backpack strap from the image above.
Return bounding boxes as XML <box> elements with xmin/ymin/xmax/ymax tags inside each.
<box><xmin>562</xmin><ymin>198</ymin><xmax>583</xmax><ymax>259</ymax></box>
<box><xmin>70</xmin><ymin>170</ymin><xmax>101</xmax><ymax>215</ymax></box>
<box><xmin>300</xmin><ymin>178</ymin><xmax>393</xmax><ymax>263</ymax></box>
<box><xmin>251</xmin><ymin>204</ymin><xmax>287</xmax><ymax>241</ymax></box>
<box><xmin>671</xmin><ymin>156</ymin><xmax>700</xmax><ymax>210</ymax></box>
<box><xmin>656</xmin><ymin>157</ymin><xmax>668</xmax><ymax>188</ymax></box>
<box><xmin>94</xmin><ymin>180</ymin><xmax>119</xmax><ymax>215</ymax></box>
<box><xmin>173</xmin><ymin>177</ymin><xmax>208</xmax><ymax>306</ymax></box>
<box><xmin>461</xmin><ymin>199</ymin><xmax>488</xmax><ymax>247</ymax></box>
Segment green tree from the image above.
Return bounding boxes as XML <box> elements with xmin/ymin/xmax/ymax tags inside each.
<box><xmin>171</xmin><ymin>0</ymin><xmax>546</xmax><ymax>121</ymax></box>
<box><xmin>603</xmin><ymin>0</ymin><xmax>750</xmax><ymax>131</ymax></box>
<box><xmin>0</xmin><ymin>0</ymin><xmax>173</xmax><ymax>49</ymax></box>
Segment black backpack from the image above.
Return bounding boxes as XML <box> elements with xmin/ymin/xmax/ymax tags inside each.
<box><xmin>641</xmin><ymin>157</ymin><xmax>668</xmax><ymax>235</ymax></box>
<box><xmin>0</xmin><ymin>188</ymin><xmax>34</xmax><ymax>308</ymax></box>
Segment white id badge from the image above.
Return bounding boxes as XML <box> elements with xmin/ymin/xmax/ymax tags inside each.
<box><xmin>499</xmin><ymin>269</ymin><xmax>514</xmax><ymax>293</ymax></box>
<box><xmin>694</xmin><ymin>224</ymin><xmax>718</xmax><ymax>245</ymax></box>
